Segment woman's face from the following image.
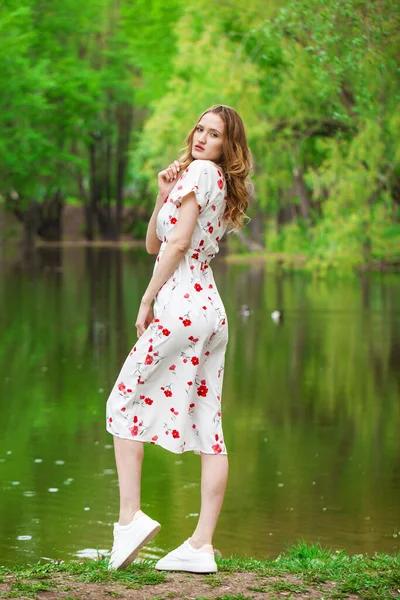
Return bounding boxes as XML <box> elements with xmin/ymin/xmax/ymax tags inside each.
<box><xmin>191</xmin><ymin>112</ymin><xmax>225</xmax><ymax>163</ymax></box>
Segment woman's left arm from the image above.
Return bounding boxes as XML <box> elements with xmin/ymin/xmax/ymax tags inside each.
<box><xmin>135</xmin><ymin>192</ymin><xmax>199</xmax><ymax>337</ymax></box>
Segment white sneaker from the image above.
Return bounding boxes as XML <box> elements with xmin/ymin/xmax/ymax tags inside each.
<box><xmin>155</xmin><ymin>538</ymin><xmax>217</xmax><ymax>573</ymax></box>
<box><xmin>108</xmin><ymin>512</ymin><xmax>161</xmax><ymax>570</ymax></box>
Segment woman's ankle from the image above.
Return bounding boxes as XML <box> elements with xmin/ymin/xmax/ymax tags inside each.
<box><xmin>189</xmin><ymin>536</ymin><xmax>214</xmax><ymax>554</ymax></box>
<box><xmin>118</xmin><ymin>507</ymin><xmax>142</xmax><ymax>526</ymax></box>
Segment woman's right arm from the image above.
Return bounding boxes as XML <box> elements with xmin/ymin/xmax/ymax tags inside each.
<box><xmin>145</xmin><ymin>159</ymin><xmax>182</xmax><ymax>255</ymax></box>
<box><xmin>145</xmin><ymin>194</ymin><xmax>164</xmax><ymax>255</ymax></box>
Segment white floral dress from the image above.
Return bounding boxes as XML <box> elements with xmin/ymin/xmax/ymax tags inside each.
<box><xmin>106</xmin><ymin>160</ymin><xmax>229</xmax><ymax>454</ymax></box>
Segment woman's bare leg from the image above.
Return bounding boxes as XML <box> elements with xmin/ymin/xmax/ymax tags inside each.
<box><xmin>113</xmin><ymin>437</ymin><xmax>144</xmax><ymax>525</ymax></box>
<box><xmin>190</xmin><ymin>454</ymin><xmax>229</xmax><ymax>550</ymax></box>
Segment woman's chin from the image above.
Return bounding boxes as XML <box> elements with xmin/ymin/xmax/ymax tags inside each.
<box><xmin>192</xmin><ymin>149</ymin><xmax>208</xmax><ymax>160</ymax></box>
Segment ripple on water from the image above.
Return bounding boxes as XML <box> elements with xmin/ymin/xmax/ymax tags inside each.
<box><xmin>17</xmin><ymin>536</ymin><xmax>32</xmax><ymax>541</ymax></box>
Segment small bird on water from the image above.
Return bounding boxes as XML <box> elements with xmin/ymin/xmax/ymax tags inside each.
<box><xmin>271</xmin><ymin>310</ymin><xmax>284</xmax><ymax>323</ymax></box>
<box><xmin>239</xmin><ymin>304</ymin><xmax>252</xmax><ymax>317</ymax></box>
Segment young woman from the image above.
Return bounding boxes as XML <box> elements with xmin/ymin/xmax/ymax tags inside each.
<box><xmin>106</xmin><ymin>104</ymin><xmax>252</xmax><ymax>573</ymax></box>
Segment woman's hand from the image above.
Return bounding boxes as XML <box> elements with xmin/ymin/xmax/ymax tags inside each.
<box><xmin>158</xmin><ymin>159</ymin><xmax>181</xmax><ymax>198</ymax></box>
<box><xmin>135</xmin><ymin>299</ymin><xmax>153</xmax><ymax>338</ymax></box>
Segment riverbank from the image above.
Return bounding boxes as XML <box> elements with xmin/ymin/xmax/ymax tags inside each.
<box><xmin>1</xmin><ymin>542</ymin><xmax>399</xmax><ymax>599</ymax></box>
<box><xmin>30</xmin><ymin>240</ymin><xmax>400</xmax><ymax>273</ymax></box>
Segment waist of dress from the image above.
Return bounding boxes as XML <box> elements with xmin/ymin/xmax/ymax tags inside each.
<box><xmin>160</xmin><ymin>241</ymin><xmax>216</xmax><ymax>264</ymax></box>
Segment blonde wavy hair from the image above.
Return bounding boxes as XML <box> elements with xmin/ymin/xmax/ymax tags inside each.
<box><xmin>179</xmin><ymin>105</ymin><xmax>252</xmax><ymax>230</ymax></box>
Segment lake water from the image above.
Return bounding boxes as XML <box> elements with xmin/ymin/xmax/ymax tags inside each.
<box><xmin>0</xmin><ymin>246</ymin><xmax>399</xmax><ymax>566</ymax></box>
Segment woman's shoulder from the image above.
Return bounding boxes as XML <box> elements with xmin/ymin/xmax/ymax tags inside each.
<box><xmin>186</xmin><ymin>160</ymin><xmax>224</xmax><ymax>190</ymax></box>
<box><xmin>188</xmin><ymin>159</ymin><xmax>222</xmax><ymax>174</ymax></box>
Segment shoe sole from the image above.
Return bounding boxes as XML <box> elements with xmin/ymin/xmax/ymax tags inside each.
<box><xmin>113</xmin><ymin>521</ymin><xmax>161</xmax><ymax>570</ymax></box>
<box><xmin>155</xmin><ymin>560</ymin><xmax>217</xmax><ymax>574</ymax></box>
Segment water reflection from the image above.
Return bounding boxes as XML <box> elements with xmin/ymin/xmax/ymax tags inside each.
<box><xmin>0</xmin><ymin>247</ymin><xmax>399</xmax><ymax>566</ymax></box>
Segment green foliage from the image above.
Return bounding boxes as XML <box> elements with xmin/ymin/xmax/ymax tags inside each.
<box><xmin>0</xmin><ymin>0</ymin><xmax>398</xmax><ymax>263</ymax></box>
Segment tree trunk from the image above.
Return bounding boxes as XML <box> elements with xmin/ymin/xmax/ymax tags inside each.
<box><xmin>293</xmin><ymin>167</ymin><xmax>312</xmax><ymax>220</ymax></box>
<box><xmin>86</xmin><ymin>141</ymin><xmax>97</xmax><ymax>240</ymax></box>
<box><xmin>36</xmin><ymin>190</ymin><xmax>64</xmax><ymax>241</ymax></box>
<box><xmin>115</xmin><ymin>103</ymin><xmax>134</xmax><ymax>240</ymax></box>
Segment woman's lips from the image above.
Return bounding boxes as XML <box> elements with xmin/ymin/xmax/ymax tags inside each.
<box><xmin>194</xmin><ymin>145</ymin><xmax>205</xmax><ymax>151</ymax></box>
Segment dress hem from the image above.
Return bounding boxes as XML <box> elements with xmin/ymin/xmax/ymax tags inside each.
<box><xmin>106</xmin><ymin>428</ymin><xmax>228</xmax><ymax>456</ymax></box>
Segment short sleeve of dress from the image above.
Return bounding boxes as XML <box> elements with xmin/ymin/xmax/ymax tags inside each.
<box><xmin>169</xmin><ymin>160</ymin><xmax>212</xmax><ymax>212</ymax></box>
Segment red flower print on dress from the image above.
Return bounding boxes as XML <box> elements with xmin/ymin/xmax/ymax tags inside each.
<box><xmin>188</xmin><ymin>336</ymin><xmax>199</xmax><ymax>343</ymax></box>
<box><xmin>145</xmin><ymin>397</ymin><xmax>153</xmax><ymax>405</ymax></box>
<box><xmin>217</xmin><ymin>178</ymin><xmax>224</xmax><ymax>190</ymax></box>
<box><xmin>162</xmin><ymin>328</ymin><xmax>171</xmax><ymax>336</ymax></box>
<box><xmin>118</xmin><ymin>382</ymin><xmax>126</xmax><ymax>392</ymax></box>
<box><xmin>192</xmin><ymin>252</ymin><xmax>199</xmax><ymax>259</ymax></box>
<box><xmin>145</xmin><ymin>354</ymin><xmax>153</xmax><ymax>365</ymax></box>
<box><xmin>170</xmin><ymin>407</ymin><xmax>179</xmax><ymax>416</ymax></box>
<box><xmin>133</xmin><ymin>416</ymin><xmax>138</xmax><ymax>423</ymax></box>
<box><xmin>170</xmin><ymin>217</ymin><xmax>177</xmax><ymax>224</ymax></box>
<box><xmin>169</xmin><ymin>364</ymin><xmax>176</xmax><ymax>371</ymax></box>
<box><xmin>199</xmin><ymin>240</ymin><xmax>204</xmax><ymax>246</ymax></box>
<box><xmin>150</xmin><ymin>435</ymin><xmax>158</xmax><ymax>444</ymax></box>
<box><xmin>197</xmin><ymin>384</ymin><xmax>208</xmax><ymax>397</ymax></box>
<box><xmin>121</xmin><ymin>407</ymin><xmax>126</xmax><ymax>412</ymax></box>
<box><xmin>164</xmin><ymin>389</ymin><xmax>172</xmax><ymax>397</ymax></box>
<box><xmin>194</xmin><ymin>283</ymin><xmax>202</xmax><ymax>292</ymax></box>
<box><xmin>109</xmin><ymin>417</ymin><xmax>112</xmax><ymax>423</ymax></box>
<box><xmin>184</xmin><ymin>293</ymin><xmax>190</xmax><ymax>299</ymax></box>
<box><xmin>182</xmin><ymin>318</ymin><xmax>191</xmax><ymax>327</ymax></box>
<box><xmin>191</xmin><ymin>356</ymin><xmax>199</xmax><ymax>366</ymax></box>
<box><xmin>188</xmin><ymin>381</ymin><xmax>193</xmax><ymax>386</ymax></box>
<box><xmin>212</xmin><ymin>205</ymin><xmax>216</xmax><ymax>211</ymax></box>
<box><xmin>129</xmin><ymin>425</ymin><xmax>139</xmax><ymax>437</ymax></box>
<box><xmin>212</xmin><ymin>443</ymin><xmax>222</xmax><ymax>454</ymax></box>
<box><xmin>172</xmin><ymin>429</ymin><xmax>180</xmax><ymax>439</ymax></box>
<box><xmin>208</xmin><ymin>226</ymin><xmax>213</xmax><ymax>234</ymax></box>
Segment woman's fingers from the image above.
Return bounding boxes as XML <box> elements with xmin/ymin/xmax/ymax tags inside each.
<box><xmin>158</xmin><ymin>160</ymin><xmax>181</xmax><ymax>190</ymax></box>
<box><xmin>165</xmin><ymin>161</ymin><xmax>181</xmax><ymax>181</ymax></box>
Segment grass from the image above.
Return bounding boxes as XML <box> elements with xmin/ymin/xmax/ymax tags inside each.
<box><xmin>0</xmin><ymin>541</ymin><xmax>399</xmax><ymax>599</ymax></box>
